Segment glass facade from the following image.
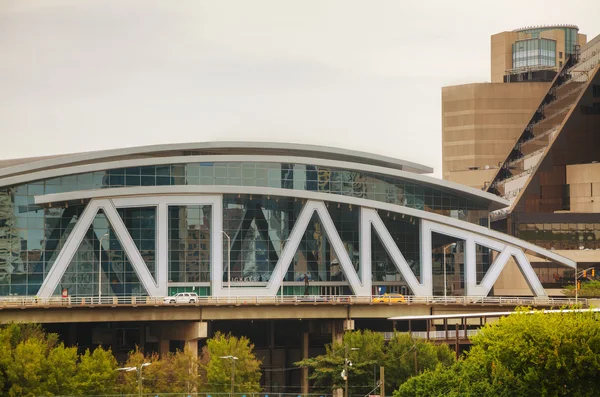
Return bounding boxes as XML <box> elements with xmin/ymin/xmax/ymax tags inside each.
<box><xmin>221</xmin><ymin>194</ymin><xmax>424</xmax><ymax>294</ymax></box>
<box><xmin>516</xmin><ymin>223</ymin><xmax>600</xmax><ymax>250</ymax></box>
<box><xmin>168</xmin><ymin>205</ymin><xmax>211</xmax><ymax>283</ymax></box>
<box><xmin>7</xmin><ymin>161</ymin><xmax>489</xmax><ymax>222</ymax></box>
<box><xmin>517</xmin><ymin>26</ymin><xmax>579</xmax><ymax>55</ymax></box>
<box><xmin>56</xmin><ymin>209</ymin><xmax>147</xmax><ymax>297</ymax></box>
<box><xmin>512</xmin><ymin>38</ymin><xmax>556</xmax><ymax>69</ymax></box>
<box><xmin>0</xmin><ymin>160</ymin><xmax>495</xmax><ymax>297</ymax></box>
<box><xmin>372</xmin><ymin>214</ymin><xmax>421</xmax><ymax>285</ymax></box>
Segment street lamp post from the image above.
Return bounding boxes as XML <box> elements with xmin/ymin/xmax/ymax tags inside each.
<box><xmin>222</xmin><ymin>231</ymin><xmax>231</xmax><ymax>301</ymax></box>
<box><xmin>98</xmin><ymin>233</ymin><xmax>109</xmax><ymax>304</ymax></box>
<box><xmin>138</xmin><ymin>362</ymin><xmax>151</xmax><ymax>397</ymax></box>
<box><xmin>116</xmin><ymin>362</ymin><xmax>151</xmax><ymax>397</ymax></box>
<box><xmin>220</xmin><ymin>355</ymin><xmax>238</xmax><ymax>397</ymax></box>
<box><xmin>343</xmin><ymin>346</ymin><xmax>359</xmax><ymax>397</ymax></box>
<box><xmin>575</xmin><ymin>266</ymin><xmax>579</xmax><ymax>304</ymax></box>
<box><xmin>443</xmin><ymin>243</ymin><xmax>457</xmax><ymax>299</ymax></box>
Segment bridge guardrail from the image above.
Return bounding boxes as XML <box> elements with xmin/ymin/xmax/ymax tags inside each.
<box><xmin>383</xmin><ymin>329</ymin><xmax>481</xmax><ymax>341</ymax></box>
<box><xmin>0</xmin><ymin>295</ymin><xmax>586</xmax><ymax>309</ymax></box>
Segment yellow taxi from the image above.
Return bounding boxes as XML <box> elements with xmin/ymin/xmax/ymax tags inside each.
<box><xmin>372</xmin><ymin>293</ymin><xmax>405</xmax><ymax>303</ymax></box>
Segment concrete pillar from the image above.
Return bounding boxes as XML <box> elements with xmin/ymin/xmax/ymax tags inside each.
<box><xmin>301</xmin><ymin>332</ymin><xmax>309</xmax><ymax>395</ymax></box>
<box><xmin>332</xmin><ymin>320</ymin><xmax>344</xmax><ymax>344</ymax></box>
<box><xmin>159</xmin><ymin>339</ymin><xmax>170</xmax><ymax>355</ymax></box>
<box><xmin>185</xmin><ymin>339</ymin><xmax>199</xmax><ymax>358</ymax></box>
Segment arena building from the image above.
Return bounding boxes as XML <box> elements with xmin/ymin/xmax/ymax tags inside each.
<box><xmin>0</xmin><ymin>142</ymin><xmax>574</xmax><ymax>300</ymax></box>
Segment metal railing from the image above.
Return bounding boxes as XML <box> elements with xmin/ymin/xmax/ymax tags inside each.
<box><xmin>382</xmin><ymin>329</ymin><xmax>480</xmax><ymax>341</ymax></box>
<box><xmin>0</xmin><ymin>295</ymin><xmax>586</xmax><ymax>309</ymax></box>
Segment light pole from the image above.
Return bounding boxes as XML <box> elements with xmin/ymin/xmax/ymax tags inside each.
<box><xmin>116</xmin><ymin>362</ymin><xmax>151</xmax><ymax>397</ymax></box>
<box><xmin>220</xmin><ymin>355</ymin><xmax>238</xmax><ymax>397</ymax></box>
<box><xmin>222</xmin><ymin>231</ymin><xmax>231</xmax><ymax>300</ymax></box>
<box><xmin>343</xmin><ymin>345</ymin><xmax>359</xmax><ymax>397</ymax></box>
<box><xmin>98</xmin><ymin>233</ymin><xmax>109</xmax><ymax>304</ymax></box>
<box><xmin>138</xmin><ymin>362</ymin><xmax>151</xmax><ymax>397</ymax></box>
<box><xmin>443</xmin><ymin>243</ymin><xmax>457</xmax><ymax>299</ymax></box>
<box><xmin>575</xmin><ymin>266</ymin><xmax>579</xmax><ymax>304</ymax></box>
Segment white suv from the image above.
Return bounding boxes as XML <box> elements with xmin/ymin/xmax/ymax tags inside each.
<box><xmin>163</xmin><ymin>292</ymin><xmax>199</xmax><ymax>304</ymax></box>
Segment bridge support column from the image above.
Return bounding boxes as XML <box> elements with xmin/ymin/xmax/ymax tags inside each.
<box><xmin>152</xmin><ymin>321</ymin><xmax>207</xmax><ymax>357</ymax></box>
<box><xmin>185</xmin><ymin>339</ymin><xmax>199</xmax><ymax>358</ymax></box>
<box><xmin>302</xmin><ymin>331</ymin><xmax>309</xmax><ymax>395</ymax></box>
<box><xmin>159</xmin><ymin>339</ymin><xmax>170</xmax><ymax>355</ymax></box>
<box><xmin>332</xmin><ymin>320</ymin><xmax>343</xmax><ymax>344</ymax></box>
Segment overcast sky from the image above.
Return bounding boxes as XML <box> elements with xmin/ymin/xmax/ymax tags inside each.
<box><xmin>1</xmin><ymin>0</ymin><xmax>598</xmax><ymax>176</ymax></box>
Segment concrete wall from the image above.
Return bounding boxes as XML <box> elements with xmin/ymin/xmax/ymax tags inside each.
<box><xmin>567</xmin><ymin>163</ymin><xmax>600</xmax><ymax>213</ymax></box>
<box><xmin>491</xmin><ymin>32</ymin><xmax>518</xmax><ymax>83</ymax></box>
<box><xmin>442</xmin><ymin>82</ymin><xmax>550</xmax><ymax>188</ymax></box>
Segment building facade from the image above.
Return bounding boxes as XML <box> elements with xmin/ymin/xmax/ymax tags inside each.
<box><xmin>0</xmin><ymin>142</ymin><xmax>574</xmax><ymax>299</ymax></box>
<box><xmin>491</xmin><ymin>24</ymin><xmax>587</xmax><ymax>83</ymax></box>
<box><xmin>443</xmin><ymin>25</ymin><xmax>600</xmax><ymax>280</ymax></box>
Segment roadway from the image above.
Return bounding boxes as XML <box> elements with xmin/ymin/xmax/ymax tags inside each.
<box><xmin>0</xmin><ymin>295</ymin><xmax>584</xmax><ymax>324</ymax></box>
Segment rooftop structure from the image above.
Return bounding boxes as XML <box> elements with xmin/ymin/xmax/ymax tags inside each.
<box><xmin>491</xmin><ymin>24</ymin><xmax>587</xmax><ymax>83</ymax></box>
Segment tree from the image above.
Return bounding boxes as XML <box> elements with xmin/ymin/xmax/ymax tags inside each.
<box><xmin>43</xmin><ymin>343</ymin><xmax>79</xmax><ymax>395</ymax></box>
<box><xmin>564</xmin><ymin>279</ymin><xmax>600</xmax><ymax>297</ymax></box>
<box><xmin>119</xmin><ymin>346</ymin><xmax>202</xmax><ymax>394</ymax></box>
<box><xmin>1</xmin><ymin>323</ymin><xmax>78</xmax><ymax>397</ymax></box>
<box><xmin>74</xmin><ymin>347</ymin><xmax>118</xmax><ymax>395</ymax></box>
<box><xmin>296</xmin><ymin>330</ymin><xmax>385</xmax><ymax>395</ymax></box>
<box><xmin>384</xmin><ymin>332</ymin><xmax>454</xmax><ymax>392</ymax></box>
<box><xmin>297</xmin><ymin>330</ymin><xmax>454</xmax><ymax>396</ymax></box>
<box><xmin>201</xmin><ymin>332</ymin><xmax>262</xmax><ymax>393</ymax></box>
<box><xmin>395</xmin><ymin>309</ymin><xmax>600</xmax><ymax>397</ymax></box>
<box><xmin>5</xmin><ymin>337</ymin><xmax>48</xmax><ymax>397</ymax></box>
<box><xmin>171</xmin><ymin>346</ymin><xmax>202</xmax><ymax>393</ymax></box>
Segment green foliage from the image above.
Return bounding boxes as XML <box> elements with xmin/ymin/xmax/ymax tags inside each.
<box><xmin>564</xmin><ymin>279</ymin><xmax>600</xmax><ymax>297</ymax></box>
<box><xmin>43</xmin><ymin>343</ymin><xmax>79</xmax><ymax>395</ymax></box>
<box><xmin>119</xmin><ymin>346</ymin><xmax>202</xmax><ymax>394</ymax></box>
<box><xmin>202</xmin><ymin>332</ymin><xmax>262</xmax><ymax>393</ymax></box>
<box><xmin>296</xmin><ymin>330</ymin><xmax>454</xmax><ymax>396</ymax></box>
<box><xmin>297</xmin><ymin>330</ymin><xmax>384</xmax><ymax>395</ymax></box>
<box><xmin>395</xmin><ymin>309</ymin><xmax>600</xmax><ymax>397</ymax></box>
<box><xmin>0</xmin><ymin>324</ymin><xmax>264</xmax><ymax>396</ymax></box>
<box><xmin>6</xmin><ymin>337</ymin><xmax>48</xmax><ymax>397</ymax></box>
<box><xmin>0</xmin><ymin>323</ymin><xmax>116</xmax><ymax>396</ymax></box>
<box><xmin>384</xmin><ymin>333</ymin><xmax>454</xmax><ymax>392</ymax></box>
<box><xmin>73</xmin><ymin>346</ymin><xmax>118</xmax><ymax>395</ymax></box>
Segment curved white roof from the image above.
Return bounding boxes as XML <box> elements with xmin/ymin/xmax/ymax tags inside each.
<box><xmin>0</xmin><ymin>141</ymin><xmax>509</xmax><ymax>210</ymax></box>
<box><xmin>0</xmin><ymin>141</ymin><xmax>432</xmax><ymax>176</ymax></box>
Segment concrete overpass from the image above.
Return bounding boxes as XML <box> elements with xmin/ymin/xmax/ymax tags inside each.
<box><xmin>0</xmin><ymin>295</ymin><xmax>583</xmax><ymax>324</ymax></box>
<box><xmin>1</xmin><ymin>294</ymin><xmax>584</xmax><ymax>394</ymax></box>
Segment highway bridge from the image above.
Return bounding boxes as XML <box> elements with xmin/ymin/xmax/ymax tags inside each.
<box><xmin>0</xmin><ymin>295</ymin><xmax>585</xmax><ymax>324</ymax></box>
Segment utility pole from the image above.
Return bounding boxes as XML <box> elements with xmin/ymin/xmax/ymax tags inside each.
<box><xmin>220</xmin><ymin>355</ymin><xmax>238</xmax><ymax>397</ymax></box>
<box><xmin>230</xmin><ymin>360</ymin><xmax>235</xmax><ymax>397</ymax></box>
<box><xmin>379</xmin><ymin>367</ymin><xmax>385</xmax><ymax>397</ymax></box>
<box><xmin>343</xmin><ymin>345</ymin><xmax>358</xmax><ymax>397</ymax></box>
<box><xmin>344</xmin><ymin>344</ymin><xmax>349</xmax><ymax>397</ymax></box>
